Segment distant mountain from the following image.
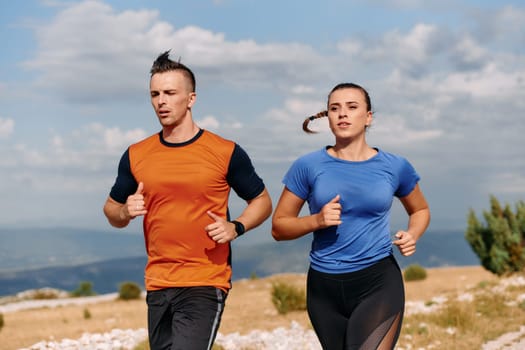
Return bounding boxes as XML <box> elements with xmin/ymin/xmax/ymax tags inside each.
<box><xmin>0</xmin><ymin>227</ymin><xmax>144</xmax><ymax>272</ymax></box>
<box><xmin>232</xmin><ymin>229</ymin><xmax>480</xmax><ymax>277</ymax></box>
<box><xmin>0</xmin><ymin>230</ymin><xmax>479</xmax><ymax>296</ymax></box>
<box><xmin>0</xmin><ymin>256</ymin><xmax>147</xmax><ymax>296</ymax></box>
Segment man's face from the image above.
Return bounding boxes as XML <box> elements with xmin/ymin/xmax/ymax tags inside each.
<box><xmin>150</xmin><ymin>70</ymin><xmax>196</xmax><ymax>127</ymax></box>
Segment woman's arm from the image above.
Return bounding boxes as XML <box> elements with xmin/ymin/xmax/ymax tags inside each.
<box><xmin>393</xmin><ymin>183</ymin><xmax>431</xmax><ymax>256</ymax></box>
<box><xmin>271</xmin><ymin>187</ymin><xmax>342</xmax><ymax>241</ymax></box>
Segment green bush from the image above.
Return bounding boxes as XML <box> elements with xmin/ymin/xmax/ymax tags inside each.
<box><xmin>271</xmin><ymin>281</ymin><xmax>306</xmax><ymax>314</ymax></box>
<box><xmin>465</xmin><ymin>196</ymin><xmax>525</xmax><ymax>276</ymax></box>
<box><xmin>118</xmin><ymin>281</ymin><xmax>142</xmax><ymax>300</ymax></box>
<box><xmin>403</xmin><ymin>264</ymin><xmax>427</xmax><ymax>281</ymax></box>
<box><xmin>31</xmin><ymin>288</ymin><xmax>62</xmax><ymax>299</ymax></box>
<box><xmin>83</xmin><ymin>307</ymin><xmax>91</xmax><ymax>319</ymax></box>
<box><xmin>70</xmin><ymin>281</ymin><xmax>96</xmax><ymax>297</ymax></box>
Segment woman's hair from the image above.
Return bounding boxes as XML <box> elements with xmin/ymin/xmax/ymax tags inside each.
<box><xmin>150</xmin><ymin>50</ymin><xmax>196</xmax><ymax>92</ymax></box>
<box><xmin>302</xmin><ymin>83</ymin><xmax>372</xmax><ymax>133</ymax></box>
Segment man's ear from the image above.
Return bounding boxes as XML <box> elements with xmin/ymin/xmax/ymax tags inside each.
<box><xmin>188</xmin><ymin>92</ymin><xmax>196</xmax><ymax>108</ymax></box>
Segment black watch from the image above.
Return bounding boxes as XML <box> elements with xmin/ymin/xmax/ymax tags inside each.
<box><xmin>231</xmin><ymin>220</ymin><xmax>246</xmax><ymax>237</ymax></box>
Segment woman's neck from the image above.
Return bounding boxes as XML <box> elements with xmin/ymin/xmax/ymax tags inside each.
<box><xmin>328</xmin><ymin>141</ymin><xmax>377</xmax><ymax>161</ymax></box>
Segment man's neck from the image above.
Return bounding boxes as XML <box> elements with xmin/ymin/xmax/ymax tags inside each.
<box><xmin>162</xmin><ymin>121</ymin><xmax>200</xmax><ymax>144</ymax></box>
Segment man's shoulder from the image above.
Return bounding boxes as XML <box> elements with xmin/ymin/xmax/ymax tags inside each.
<box><xmin>128</xmin><ymin>133</ymin><xmax>161</xmax><ymax>156</ymax></box>
<box><xmin>200</xmin><ymin>130</ymin><xmax>237</xmax><ymax>153</ymax></box>
<box><xmin>131</xmin><ymin>132</ymin><xmax>159</xmax><ymax>147</ymax></box>
<box><xmin>201</xmin><ymin>129</ymin><xmax>234</xmax><ymax>144</ymax></box>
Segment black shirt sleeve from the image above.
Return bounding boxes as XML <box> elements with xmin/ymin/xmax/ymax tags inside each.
<box><xmin>109</xmin><ymin>148</ymin><xmax>138</xmax><ymax>204</ymax></box>
<box><xmin>227</xmin><ymin>144</ymin><xmax>265</xmax><ymax>201</ymax></box>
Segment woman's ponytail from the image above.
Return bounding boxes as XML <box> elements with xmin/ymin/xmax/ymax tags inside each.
<box><xmin>302</xmin><ymin>110</ymin><xmax>328</xmax><ymax>133</ymax></box>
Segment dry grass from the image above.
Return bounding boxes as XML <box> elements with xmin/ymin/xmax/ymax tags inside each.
<box><xmin>0</xmin><ymin>266</ymin><xmax>515</xmax><ymax>350</ymax></box>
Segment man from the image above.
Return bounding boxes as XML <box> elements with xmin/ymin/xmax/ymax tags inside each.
<box><xmin>103</xmin><ymin>50</ymin><xmax>272</xmax><ymax>350</ymax></box>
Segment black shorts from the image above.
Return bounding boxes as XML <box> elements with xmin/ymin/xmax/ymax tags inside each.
<box><xmin>146</xmin><ymin>286</ymin><xmax>227</xmax><ymax>350</ymax></box>
<box><xmin>307</xmin><ymin>256</ymin><xmax>404</xmax><ymax>350</ymax></box>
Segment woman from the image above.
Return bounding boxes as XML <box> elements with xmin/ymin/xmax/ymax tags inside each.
<box><xmin>271</xmin><ymin>83</ymin><xmax>430</xmax><ymax>350</ymax></box>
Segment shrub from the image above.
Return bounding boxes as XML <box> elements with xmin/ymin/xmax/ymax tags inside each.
<box><xmin>133</xmin><ymin>340</ymin><xmax>149</xmax><ymax>350</ymax></box>
<box><xmin>83</xmin><ymin>308</ymin><xmax>91</xmax><ymax>319</ymax></box>
<box><xmin>465</xmin><ymin>196</ymin><xmax>525</xmax><ymax>275</ymax></box>
<box><xmin>0</xmin><ymin>313</ymin><xmax>4</xmax><ymax>331</ymax></box>
<box><xmin>429</xmin><ymin>300</ymin><xmax>476</xmax><ymax>332</ymax></box>
<box><xmin>31</xmin><ymin>288</ymin><xmax>62</xmax><ymax>300</ymax></box>
<box><xmin>404</xmin><ymin>264</ymin><xmax>427</xmax><ymax>281</ymax></box>
<box><xmin>70</xmin><ymin>281</ymin><xmax>96</xmax><ymax>297</ymax></box>
<box><xmin>271</xmin><ymin>281</ymin><xmax>306</xmax><ymax>314</ymax></box>
<box><xmin>119</xmin><ymin>282</ymin><xmax>142</xmax><ymax>300</ymax></box>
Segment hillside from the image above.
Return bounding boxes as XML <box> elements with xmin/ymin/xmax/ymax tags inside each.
<box><xmin>3</xmin><ymin>266</ymin><xmax>523</xmax><ymax>350</ymax></box>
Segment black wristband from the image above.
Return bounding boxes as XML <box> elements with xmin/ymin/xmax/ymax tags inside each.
<box><xmin>231</xmin><ymin>220</ymin><xmax>246</xmax><ymax>237</ymax></box>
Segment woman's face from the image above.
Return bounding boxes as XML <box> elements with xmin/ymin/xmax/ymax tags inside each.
<box><xmin>327</xmin><ymin>87</ymin><xmax>372</xmax><ymax>140</ymax></box>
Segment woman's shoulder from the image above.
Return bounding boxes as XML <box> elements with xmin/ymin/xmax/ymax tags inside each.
<box><xmin>376</xmin><ymin>148</ymin><xmax>409</xmax><ymax>162</ymax></box>
<box><xmin>294</xmin><ymin>148</ymin><xmax>327</xmax><ymax>163</ymax></box>
<box><xmin>375</xmin><ymin>149</ymin><xmax>416</xmax><ymax>174</ymax></box>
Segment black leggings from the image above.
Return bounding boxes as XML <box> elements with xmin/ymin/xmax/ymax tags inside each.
<box><xmin>307</xmin><ymin>256</ymin><xmax>404</xmax><ymax>350</ymax></box>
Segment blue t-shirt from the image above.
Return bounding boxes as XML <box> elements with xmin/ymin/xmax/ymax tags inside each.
<box><xmin>283</xmin><ymin>147</ymin><xmax>420</xmax><ymax>273</ymax></box>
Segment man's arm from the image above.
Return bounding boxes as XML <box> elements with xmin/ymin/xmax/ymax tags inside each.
<box><xmin>103</xmin><ymin>197</ymin><xmax>131</xmax><ymax>228</ymax></box>
<box><xmin>234</xmin><ymin>188</ymin><xmax>272</xmax><ymax>232</ymax></box>
<box><xmin>103</xmin><ymin>182</ymin><xmax>147</xmax><ymax>228</ymax></box>
<box><xmin>205</xmin><ymin>188</ymin><xmax>272</xmax><ymax>244</ymax></box>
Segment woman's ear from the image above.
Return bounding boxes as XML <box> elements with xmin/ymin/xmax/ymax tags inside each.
<box><xmin>366</xmin><ymin>111</ymin><xmax>373</xmax><ymax>126</ymax></box>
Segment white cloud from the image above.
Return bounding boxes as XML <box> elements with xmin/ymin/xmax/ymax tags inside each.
<box><xmin>487</xmin><ymin>172</ymin><xmax>525</xmax><ymax>195</ymax></box>
<box><xmin>450</xmin><ymin>34</ymin><xmax>488</xmax><ymax>70</ymax></box>
<box><xmin>0</xmin><ymin>123</ymin><xmax>146</xmax><ymax>172</ymax></box>
<box><xmin>471</xmin><ymin>5</ymin><xmax>525</xmax><ymax>48</ymax></box>
<box><xmin>4</xmin><ymin>0</ymin><xmax>525</xmax><ymax>231</ymax></box>
<box><xmin>23</xmin><ymin>1</ymin><xmax>323</xmax><ymax>103</ymax></box>
<box><xmin>290</xmin><ymin>85</ymin><xmax>317</xmax><ymax>95</ymax></box>
<box><xmin>266</xmin><ymin>98</ymin><xmax>324</xmax><ymax>124</ymax></box>
<box><xmin>440</xmin><ymin>63</ymin><xmax>525</xmax><ymax>99</ymax></box>
<box><xmin>0</xmin><ymin>118</ymin><xmax>14</xmax><ymax>138</ymax></box>
<box><xmin>370</xmin><ymin>115</ymin><xmax>443</xmax><ymax>146</ymax></box>
<box><xmin>197</xmin><ymin>115</ymin><xmax>220</xmax><ymax>130</ymax></box>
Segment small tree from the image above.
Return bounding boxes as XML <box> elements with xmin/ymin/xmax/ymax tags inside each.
<box><xmin>403</xmin><ymin>264</ymin><xmax>427</xmax><ymax>281</ymax></box>
<box><xmin>118</xmin><ymin>282</ymin><xmax>142</xmax><ymax>300</ymax></box>
<box><xmin>465</xmin><ymin>196</ymin><xmax>525</xmax><ymax>275</ymax></box>
<box><xmin>70</xmin><ymin>281</ymin><xmax>96</xmax><ymax>297</ymax></box>
<box><xmin>271</xmin><ymin>281</ymin><xmax>306</xmax><ymax>314</ymax></box>
<box><xmin>83</xmin><ymin>307</ymin><xmax>92</xmax><ymax>319</ymax></box>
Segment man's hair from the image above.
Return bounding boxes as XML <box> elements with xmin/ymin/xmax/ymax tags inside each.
<box><xmin>150</xmin><ymin>50</ymin><xmax>196</xmax><ymax>92</ymax></box>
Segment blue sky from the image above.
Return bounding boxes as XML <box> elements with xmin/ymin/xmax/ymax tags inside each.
<box><xmin>0</xmin><ymin>0</ymin><xmax>524</xmax><ymax>245</ymax></box>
